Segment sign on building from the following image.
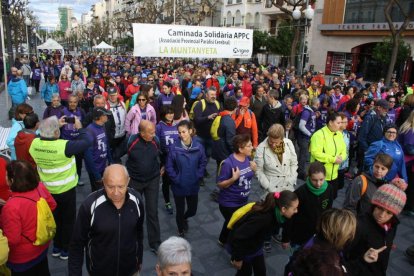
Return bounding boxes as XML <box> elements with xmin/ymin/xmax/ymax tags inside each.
<box><xmin>133</xmin><ymin>23</ymin><xmax>253</xmax><ymax>58</ymax></box>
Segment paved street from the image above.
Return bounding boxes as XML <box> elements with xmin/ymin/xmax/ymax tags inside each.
<box><xmin>0</xmin><ymin>87</ymin><xmax>413</xmax><ymax>275</ymax></box>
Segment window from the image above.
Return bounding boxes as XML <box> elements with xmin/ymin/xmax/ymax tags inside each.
<box><xmin>344</xmin><ymin>0</ymin><xmax>413</xmax><ymax>23</ymax></box>
<box><xmin>227</xmin><ymin>0</ymin><xmax>232</xmax><ymax>4</ymax></box>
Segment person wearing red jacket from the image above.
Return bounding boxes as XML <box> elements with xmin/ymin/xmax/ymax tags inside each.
<box><xmin>0</xmin><ymin>156</ymin><xmax>10</xmax><ymax>203</ymax></box>
<box><xmin>206</xmin><ymin>73</ymin><xmax>221</xmax><ymax>97</ymax></box>
<box><xmin>231</xmin><ymin>97</ymin><xmax>259</xmax><ymax>148</ymax></box>
<box><xmin>1</xmin><ymin>160</ymin><xmax>57</xmax><ymax>274</ymax></box>
<box><xmin>14</xmin><ymin>112</ymin><xmax>39</xmax><ymax>168</ymax></box>
<box><xmin>125</xmin><ymin>76</ymin><xmax>140</xmax><ymax>100</ymax></box>
<box><xmin>241</xmin><ymin>75</ymin><xmax>253</xmax><ymax>99</ymax></box>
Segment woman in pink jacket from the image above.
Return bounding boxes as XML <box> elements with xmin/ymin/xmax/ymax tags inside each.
<box><xmin>1</xmin><ymin>160</ymin><xmax>56</xmax><ymax>275</ymax></box>
<box><xmin>58</xmin><ymin>74</ymin><xmax>72</xmax><ymax>107</ymax></box>
<box><xmin>125</xmin><ymin>92</ymin><xmax>157</xmax><ymax>135</ymax></box>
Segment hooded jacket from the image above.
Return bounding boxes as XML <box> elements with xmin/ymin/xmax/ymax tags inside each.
<box><xmin>14</xmin><ymin>129</ymin><xmax>37</xmax><ymax>167</ymax></box>
<box><xmin>7</xmin><ymin>78</ymin><xmax>28</xmax><ymax>105</ymax></box>
<box><xmin>165</xmin><ymin>138</ymin><xmax>207</xmax><ymax>196</ymax></box>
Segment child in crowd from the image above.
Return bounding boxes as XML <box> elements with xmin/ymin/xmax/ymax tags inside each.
<box><xmin>346</xmin><ymin>184</ymin><xmax>406</xmax><ymax>275</ymax></box>
<box><xmin>283</xmin><ymin>161</ymin><xmax>335</xmax><ymax>250</ymax></box>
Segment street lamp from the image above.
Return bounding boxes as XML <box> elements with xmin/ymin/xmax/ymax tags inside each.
<box><xmin>290</xmin><ymin>1</ymin><xmax>314</xmax><ymax>75</ymax></box>
<box><xmin>25</xmin><ymin>17</ymin><xmax>32</xmax><ymax>56</ymax></box>
<box><xmin>33</xmin><ymin>28</ymin><xmax>38</xmax><ymax>58</ymax></box>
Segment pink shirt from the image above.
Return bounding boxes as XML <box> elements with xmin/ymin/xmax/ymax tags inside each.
<box><xmin>58</xmin><ymin>80</ymin><xmax>72</xmax><ymax>100</ymax></box>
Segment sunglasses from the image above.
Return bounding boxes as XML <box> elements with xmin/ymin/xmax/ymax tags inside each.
<box><xmin>138</xmin><ymin>99</ymin><xmax>147</xmax><ymax>102</ymax></box>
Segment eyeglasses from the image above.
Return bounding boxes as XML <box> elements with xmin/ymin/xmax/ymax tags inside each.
<box><xmin>363</xmin><ymin>94</ymin><xmax>368</xmax><ymax>96</ymax></box>
<box><xmin>138</xmin><ymin>99</ymin><xmax>147</xmax><ymax>102</ymax></box>
<box><xmin>386</xmin><ymin>131</ymin><xmax>397</xmax><ymax>134</ymax></box>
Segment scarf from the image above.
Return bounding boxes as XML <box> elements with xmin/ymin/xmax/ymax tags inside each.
<box><xmin>274</xmin><ymin>206</ymin><xmax>285</xmax><ymax>224</ymax></box>
<box><xmin>306</xmin><ymin>177</ymin><xmax>328</xmax><ymax>196</ymax></box>
<box><xmin>272</xmin><ymin>141</ymin><xmax>285</xmax><ymax>164</ymax></box>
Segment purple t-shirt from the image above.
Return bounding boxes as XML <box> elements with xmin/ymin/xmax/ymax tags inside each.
<box><xmin>387</xmin><ymin>109</ymin><xmax>396</xmax><ymax>124</ymax></box>
<box><xmin>218</xmin><ymin>154</ymin><xmax>254</xmax><ymax>207</ymax></box>
<box><xmin>300</xmin><ymin>107</ymin><xmax>316</xmax><ymax>136</ymax></box>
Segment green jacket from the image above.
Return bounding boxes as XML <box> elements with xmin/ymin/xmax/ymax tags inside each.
<box><xmin>310</xmin><ymin>126</ymin><xmax>347</xmax><ymax>181</ymax></box>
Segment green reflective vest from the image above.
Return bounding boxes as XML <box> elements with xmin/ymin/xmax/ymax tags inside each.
<box><xmin>29</xmin><ymin>138</ymin><xmax>78</xmax><ymax>194</ymax></box>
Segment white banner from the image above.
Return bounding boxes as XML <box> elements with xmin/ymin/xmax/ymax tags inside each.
<box><xmin>133</xmin><ymin>23</ymin><xmax>253</xmax><ymax>58</ymax></box>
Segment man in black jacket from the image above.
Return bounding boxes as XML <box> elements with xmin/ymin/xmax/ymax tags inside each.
<box><xmin>126</xmin><ymin>120</ymin><xmax>162</xmax><ymax>253</ymax></box>
<box><xmin>69</xmin><ymin>164</ymin><xmax>145</xmax><ymax>276</ymax></box>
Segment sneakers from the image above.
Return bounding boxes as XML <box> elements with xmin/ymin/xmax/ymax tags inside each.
<box><xmin>52</xmin><ymin>247</ymin><xmax>61</xmax><ymax>257</ymax></box>
<box><xmin>178</xmin><ymin>231</ymin><xmax>185</xmax><ymax>238</ymax></box>
<box><xmin>165</xmin><ymin>202</ymin><xmax>173</xmax><ymax>215</ymax></box>
<box><xmin>217</xmin><ymin>240</ymin><xmax>224</xmax><ymax>248</ymax></box>
<box><xmin>272</xmin><ymin>234</ymin><xmax>282</xmax><ymax>244</ymax></box>
<box><xmin>77</xmin><ymin>181</ymin><xmax>85</xmax><ymax>186</ymax></box>
<box><xmin>59</xmin><ymin>250</ymin><xmax>69</xmax><ymax>260</ymax></box>
<box><xmin>264</xmin><ymin>241</ymin><xmax>272</xmax><ymax>253</ymax></box>
<box><xmin>199</xmin><ymin>178</ymin><xmax>205</xmax><ymax>187</ymax></box>
<box><xmin>52</xmin><ymin>247</ymin><xmax>68</xmax><ymax>260</ymax></box>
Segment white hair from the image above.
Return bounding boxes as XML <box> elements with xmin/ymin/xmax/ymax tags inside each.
<box><xmin>157</xmin><ymin>236</ymin><xmax>192</xmax><ymax>270</ymax></box>
<box><xmin>39</xmin><ymin>116</ymin><xmax>60</xmax><ymax>138</ymax></box>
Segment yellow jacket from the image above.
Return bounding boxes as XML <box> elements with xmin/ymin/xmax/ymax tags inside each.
<box><xmin>310</xmin><ymin>126</ymin><xmax>347</xmax><ymax>181</ymax></box>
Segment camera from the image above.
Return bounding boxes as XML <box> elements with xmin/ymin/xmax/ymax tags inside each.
<box><xmin>64</xmin><ymin>117</ymin><xmax>75</xmax><ymax>124</ymax></box>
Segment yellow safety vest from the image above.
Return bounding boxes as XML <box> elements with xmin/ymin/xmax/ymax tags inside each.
<box><xmin>29</xmin><ymin>138</ymin><xmax>78</xmax><ymax>194</ymax></box>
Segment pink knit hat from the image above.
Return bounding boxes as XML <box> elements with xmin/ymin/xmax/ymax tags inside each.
<box><xmin>371</xmin><ymin>184</ymin><xmax>407</xmax><ymax>215</ymax></box>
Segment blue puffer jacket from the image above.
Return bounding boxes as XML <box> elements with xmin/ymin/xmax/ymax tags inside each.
<box><xmin>6</xmin><ymin>119</ymin><xmax>25</xmax><ymax>160</ymax></box>
<box><xmin>165</xmin><ymin>137</ymin><xmax>207</xmax><ymax>196</ymax></box>
<box><xmin>40</xmin><ymin>82</ymin><xmax>59</xmax><ymax>102</ymax></box>
<box><xmin>364</xmin><ymin>137</ymin><xmax>407</xmax><ymax>182</ymax></box>
<box><xmin>358</xmin><ymin>110</ymin><xmax>389</xmax><ymax>152</ymax></box>
<box><xmin>7</xmin><ymin>78</ymin><xmax>28</xmax><ymax>105</ymax></box>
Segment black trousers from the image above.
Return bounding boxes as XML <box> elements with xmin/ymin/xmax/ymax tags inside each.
<box><xmin>405</xmin><ymin>161</ymin><xmax>414</xmax><ymax>211</ymax></box>
<box><xmin>219</xmin><ymin>205</ymin><xmax>240</xmax><ymax>244</ymax></box>
<box><xmin>52</xmin><ymin>187</ymin><xmax>76</xmax><ymax>252</ymax></box>
<box><xmin>110</xmin><ymin>135</ymin><xmax>127</xmax><ymax>164</ymax></box>
<box><xmin>32</xmin><ymin>79</ymin><xmax>40</xmax><ymax>92</ymax></box>
<box><xmin>75</xmin><ymin>153</ymin><xmax>83</xmax><ymax>179</ymax></box>
<box><xmin>235</xmin><ymin>254</ymin><xmax>266</xmax><ymax>276</ymax></box>
<box><xmin>11</xmin><ymin>255</ymin><xmax>50</xmax><ymax>276</ymax></box>
<box><xmin>328</xmin><ymin>178</ymin><xmax>339</xmax><ymax>199</ymax></box>
<box><xmin>174</xmin><ymin>194</ymin><xmax>198</xmax><ymax>233</ymax></box>
<box><xmin>162</xmin><ymin>172</ymin><xmax>172</xmax><ymax>204</ymax></box>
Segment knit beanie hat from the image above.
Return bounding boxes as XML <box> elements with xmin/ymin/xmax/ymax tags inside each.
<box><xmin>371</xmin><ymin>184</ymin><xmax>406</xmax><ymax>215</ymax></box>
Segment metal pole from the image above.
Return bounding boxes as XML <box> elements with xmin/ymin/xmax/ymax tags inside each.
<box><xmin>26</xmin><ymin>24</ymin><xmax>29</xmax><ymax>56</ymax></box>
<box><xmin>173</xmin><ymin>0</ymin><xmax>176</xmax><ymax>24</ymax></box>
<box><xmin>0</xmin><ymin>2</ymin><xmax>10</xmax><ymax>110</ymax></box>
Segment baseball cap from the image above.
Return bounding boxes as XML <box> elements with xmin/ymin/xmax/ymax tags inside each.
<box><xmin>239</xmin><ymin>68</ymin><xmax>246</xmax><ymax>73</ymax></box>
<box><xmin>375</xmin><ymin>99</ymin><xmax>389</xmax><ymax>109</ymax></box>
<box><xmin>93</xmin><ymin>107</ymin><xmax>111</xmax><ymax>120</ymax></box>
<box><xmin>107</xmin><ymin>87</ymin><xmax>117</xmax><ymax>95</ymax></box>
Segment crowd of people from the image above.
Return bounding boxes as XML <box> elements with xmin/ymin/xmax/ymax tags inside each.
<box><xmin>1</xmin><ymin>52</ymin><xmax>414</xmax><ymax>275</ymax></box>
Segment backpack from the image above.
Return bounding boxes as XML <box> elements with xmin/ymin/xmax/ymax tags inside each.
<box><xmin>189</xmin><ymin>99</ymin><xmax>220</xmax><ymax>120</ymax></box>
<box><xmin>227</xmin><ymin>202</ymin><xmax>255</xmax><ymax>229</ymax></box>
<box><xmin>14</xmin><ymin>189</ymin><xmax>56</xmax><ymax>246</ymax></box>
<box><xmin>210</xmin><ymin>115</ymin><xmax>222</xmax><ymax>141</ymax></box>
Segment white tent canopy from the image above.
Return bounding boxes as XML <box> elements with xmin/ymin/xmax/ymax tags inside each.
<box><xmin>37</xmin><ymin>38</ymin><xmax>64</xmax><ymax>50</ymax></box>
<box><xmin>92</xmin><ymin>41</ymin><xmax>114</xmax><ymax>49</ymax></box>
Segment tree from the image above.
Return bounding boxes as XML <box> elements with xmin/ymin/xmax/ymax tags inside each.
<box><xmin>384</xmin><ymin>0</ymin><xmax>414</xmax><ymax>84</ymax></box>
<box><xmin>268</xmin><ymin>20</ymin><xmax>294</xmax><ymax>56</ymax></box>
<box><xmin>253</xmin><ymin>30</ymin><xmax>269</xmax><ymax>55</ymax></box>
<box><xmin>175</xmin><ymin>0</ymin><xmax>221</xmax><ymax>26</ymax></box>
<box><xmin>373</xmin><ymin>37</ymin><xmax>411</xmax><ymax>78</ymax></box>
<box><xmin>267</xmin><ymin>0</ymin><xmax>316</xmax><ymax>68</ymax></box>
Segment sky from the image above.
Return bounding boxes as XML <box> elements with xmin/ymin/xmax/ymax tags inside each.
<box><xmin>28</xmin><ymin>0</ymin><xmax>97</xmax><ymax>28</ymax></box>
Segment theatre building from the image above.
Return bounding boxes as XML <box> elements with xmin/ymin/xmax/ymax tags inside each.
<box><xmin>308</xmin><ymin>0</ymin><xmax>414</xmax><ymax>83</ymax></box>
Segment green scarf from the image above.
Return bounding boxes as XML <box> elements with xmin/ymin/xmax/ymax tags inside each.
<box><xmin>306</xmin><ymin>177</ymin><xmax>328</xmax><ymax>196</ymax></box>
<box><xmin>274</xmin><ymin>206</ymin><xmax>285</xmax><ymax>224</ymax></box>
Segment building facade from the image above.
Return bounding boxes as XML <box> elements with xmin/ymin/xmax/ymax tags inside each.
<box><xmin>308</xmin><ymin>0</ymin><xmax>414</xmax><ymax>82</ymax></box>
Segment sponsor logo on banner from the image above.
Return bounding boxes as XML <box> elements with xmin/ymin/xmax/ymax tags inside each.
<box><xmin>133</xmin><ymin>23</ymin><xmax>253</xmax><ymax>58</ymax></box>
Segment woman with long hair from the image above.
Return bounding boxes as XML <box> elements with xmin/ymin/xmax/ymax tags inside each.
<box><xmin>156</xmin><ymin>105</ymin><xmax>179</xmax><ymax>215</ymax></box>
<box><xmin>398</xmin><ymin>111</ymin><xmax>414</xmax><ymax>213</ymax></box>
<box><xmin>228</xmin><ymin>191</ymin><xmax>299</xmax><ymax>275</ymax></box>
<box><xmin>1</xmin><ymin>160</ymin><xmax>56</xmax><ymax>275</ymax></box>
<box><xmin>171</xmin><ymin>94</ymin><xmax>189</xmax><ymax>124</ymax></box>
<box><xmin>125</xmin><ymin>92</ymin><xmax>157</xmax><ymax>135</ymax></box>
<box><xmin>165</xmin><ymin>120</ymin><xmax>207</xmax><ymax>237</ymax></box>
